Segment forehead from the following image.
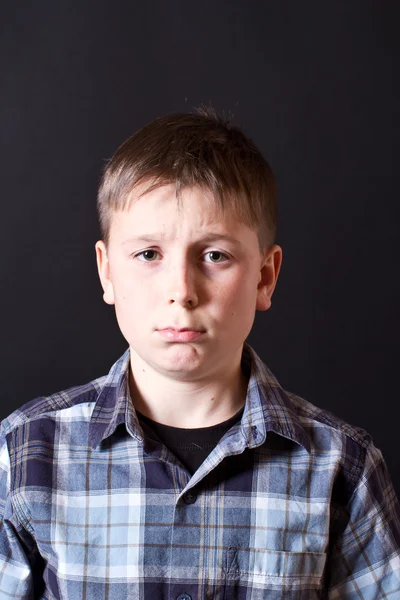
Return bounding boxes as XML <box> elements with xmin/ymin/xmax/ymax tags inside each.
<box><xmin>109</xmin><ymin>184</ymin><xmax>255</xmax><ymax>242</ymax></box>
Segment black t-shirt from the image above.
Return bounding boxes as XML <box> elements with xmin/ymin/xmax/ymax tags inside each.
<box><xmin>137</xmin><ymin>407</ymin><xmax>244</xmax><ymax>474</ymax></box>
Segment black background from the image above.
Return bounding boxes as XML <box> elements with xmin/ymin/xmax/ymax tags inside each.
<box><xmin>1</xmin><ymin>2</ymin><xmax>399</xmax><ymax>494</ymax></box>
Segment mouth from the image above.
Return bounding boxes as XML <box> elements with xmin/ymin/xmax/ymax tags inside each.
<box><xmin>156</xmin><ymin>327</ymin><xmax>205</xmax><ymax>343</ymax></box>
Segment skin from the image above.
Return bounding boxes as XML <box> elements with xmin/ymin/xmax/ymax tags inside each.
<box><xmin>96</xmin><ymin>184</ymin><xmax>282</xmax><ymax>428</ymax></box>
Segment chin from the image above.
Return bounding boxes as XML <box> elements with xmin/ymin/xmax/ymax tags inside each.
<box><xmin>157</xmin><ymin>345</ymin><xmax>207</xmax><ymax>372</ymax></box>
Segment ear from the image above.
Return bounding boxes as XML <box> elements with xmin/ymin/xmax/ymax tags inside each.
<box><xmin>256</xmin><ymin>244</ymin><xmax>282</xmax><ymax>311</ymax></box>
<box><xmin>95</xmin><ymin>240</ymin><xmax>115</xmax><ymax>305</ymax></box>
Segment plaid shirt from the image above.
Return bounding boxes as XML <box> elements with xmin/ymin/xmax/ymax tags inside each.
<box><xmin>0</xmin><ymin>344</ymin><xmax>399</xmax><ymax>599</ymax></box>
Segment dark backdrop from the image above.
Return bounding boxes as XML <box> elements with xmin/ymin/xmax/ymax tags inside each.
<box><xmin>1</xmin><ymin>2</ymin><xmax>399</xmax><ymax>494</ymax></box>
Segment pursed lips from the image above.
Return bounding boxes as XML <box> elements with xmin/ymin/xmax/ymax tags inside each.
<box><xmin>158</xmin><ymin>327</ymin><xmax>204</xmax><ymax>332</ymax></box>
<box><xmin>156</xmin><ymin>327</ymin><xmax>206</xmax><ymax>342</ymax></box>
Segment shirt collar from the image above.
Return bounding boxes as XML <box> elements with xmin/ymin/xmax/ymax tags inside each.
<box><xmin>89</xmin><ymin>349</ymin><xmax>139</xmax><ymax>449</ymax></box>
<box><xmin>89</xmin><ymin>344</ymin><xmax>311</xmax><ymax>453</ymax></box>
<box><xmin>239</xmin><ymin>344</ymin><xmax>311</xmax><ymax>453</ymax></box>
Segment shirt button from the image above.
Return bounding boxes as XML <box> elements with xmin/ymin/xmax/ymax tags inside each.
<box><xmin>251</xmin><ymin>425</ymin><xmax>258</xmax><ymax>440</ymax></box>
<box><xmin>183</xmin><ymin>491</ymin><xmax>197</xmax><ymax>504</ymax></box>
<box><xmin>176</xmin><ymin>594</ymin><xmax>192</xmax><ymax>600</ymax></box>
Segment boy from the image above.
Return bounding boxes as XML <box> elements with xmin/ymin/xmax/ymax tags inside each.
<box><xmin>0</xmin><ymin>109</ymin><xmax>399</xmax><ymax>599</ymax></box>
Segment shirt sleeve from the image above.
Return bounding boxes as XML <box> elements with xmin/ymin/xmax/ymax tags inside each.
<box><xmin>327</xmin><ymin>441</ymin><xmax>400</xmax><ymax>599</ymax></box>
<box><xmin>0</xmin><ymin>425</ymin><xmax>36</xmax><ymax>598</ymax></box>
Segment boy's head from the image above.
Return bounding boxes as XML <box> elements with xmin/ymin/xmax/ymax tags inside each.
<box><xmin>97</xmin><ymin>107</ymin><xmax>277</xmax><ymax>252</ymax></box>
<box><xmin>95</xmin><ymin>109</ymin><xmax>282</xmax><ymax>381</ymax></box>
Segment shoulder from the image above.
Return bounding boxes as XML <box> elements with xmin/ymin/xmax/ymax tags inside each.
<box><xmin>285</xmin><ymin>390</ymin><xmax>374</xmax><ymax>484</ymax></box>
<box><xmin>0</xmin><ymin>375</ymin><xmax>107</xmax><ymax>442</ymax></box>
<box><xmin>0</xmin><ymin>374</ymin><xmax>107</xmax><ymax>521</ymax></box>
<box><xmin>245</xmin><ymin>343</ymin><xmax>374</xmax><ymax>480</ymax></box>
<box><xmin>287</xmin><ymin>391</ymin><xmax>372</xmax><ymax>448</ymax></box>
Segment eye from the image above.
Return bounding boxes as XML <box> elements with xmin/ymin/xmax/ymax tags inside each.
<box><xmin>204</xmin><ymin>251</ymin><xmax>228</xmax><ymax>264</ymax></box>
<box><xmin>136</xmin><ymin>249</ymin><xmax>159</xmax><ymax>262</ymax></box>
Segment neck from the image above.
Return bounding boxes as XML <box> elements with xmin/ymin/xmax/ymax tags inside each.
<box><xmin>128</xmin><ymin>348</ymin><xmax>248</xmax><ymax>428</ymax></box>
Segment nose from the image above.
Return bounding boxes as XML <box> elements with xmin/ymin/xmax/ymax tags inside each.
<box><xmin>167</xmin><ymin>260</ymin><xmax>199</xmax><ymax>308</ymax></box>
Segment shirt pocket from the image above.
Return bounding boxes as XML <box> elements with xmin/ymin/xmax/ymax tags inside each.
<box><xmin>226</xmin><ymin>546</ymin><xmax>327</xmax><ymax>593</ymax></box>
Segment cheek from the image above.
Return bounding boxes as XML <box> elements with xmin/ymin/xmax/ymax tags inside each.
<box><xmin>112</xmin><ymin>276</ymin><xmax>147</xmax><ymax>315</ymax></box>
<box><xmin>218</xmin><ymin>272</ymin><xmax>258</xmax><ymax>314</ymax></box>
<box><xmin>112</xmin><ymin>281</ymin><xmax>150</xmax><ymax>343</ymax></box>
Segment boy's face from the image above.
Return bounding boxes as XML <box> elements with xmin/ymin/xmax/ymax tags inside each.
<box><xmin>96</xmin><ymin>184</ymin><xmax>282</xmax><ymax>381</ymax></box>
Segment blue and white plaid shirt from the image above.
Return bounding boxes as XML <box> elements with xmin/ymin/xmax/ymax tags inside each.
<box><xmin>1</xmin><ymin>343</ymin><xmax>399</xmax><ymax>599</ymax></box>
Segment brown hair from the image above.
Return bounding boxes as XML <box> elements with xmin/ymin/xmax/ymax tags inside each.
<box><xmin>97</xmin><ymin>107</ymin><xmax>277</xmax><ymax>250</ymax></box>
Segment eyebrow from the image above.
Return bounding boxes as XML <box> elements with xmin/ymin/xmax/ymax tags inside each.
<box><xmin>122</xmin><ymin>233</ymin><xmax>241</xmax><ymax>246</ymax></box>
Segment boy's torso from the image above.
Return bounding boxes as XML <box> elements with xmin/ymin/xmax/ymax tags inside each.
<box><xmin>0</xmin><ymin>344</ymin><xmax>378</xmax><ymax>599</ymax></box>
